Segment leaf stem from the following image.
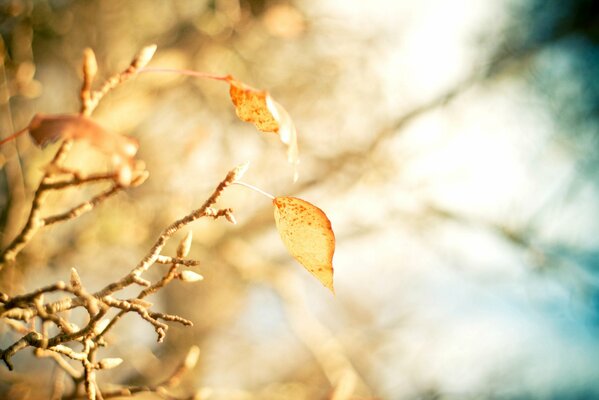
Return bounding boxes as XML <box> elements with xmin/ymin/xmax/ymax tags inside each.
<box><xmin>0</xmin><ymin>125</ymin><xmax>29</xmax><ymax>146</ymax></box>
<box><xmin>233</xmin><ymin>181</ymin><xmax>275</xmax><ymax>200</ymax></box>
<box><xmin>138</xmin><ymin>67</ymin><xmax>230</xmax><ymax>82</ymax></box>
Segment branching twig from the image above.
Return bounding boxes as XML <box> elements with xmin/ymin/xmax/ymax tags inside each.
<box><xmin>42</xmin><ymin>183</ymin><xmax>124</xmax><ymax>227</ymax></box>
<box><xmin>96</xmin><ymin>165</ymin><xmax>244</xmax><ymax>299</ymax></box>
<box><xmin>41</xmin><ymin>172</ymin><xmax>118</xmax><ymax>191</ymax></box>
<box><xmin>0</xmin><ymin>165</ymin><xmax>240</xmax><ymax>399</ymax></box>
<box><xmin>0</xmin><ymin>46</ymin><xmax>154</xmax><ymax>267</ymax></box>
<box><xmin>0</xmin><ymin>44</ymin><xmax>246</xmax><ymax>400</ymax></box>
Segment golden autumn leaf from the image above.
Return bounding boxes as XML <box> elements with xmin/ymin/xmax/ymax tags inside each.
<box><xmin>273</xmin><ymin>196</ymin><xmax>335</xmax><ymax>293</ymax></box>
<box><xmin>228</xmin><ymin>78</ymin><xmax>278</xmax><ymax>132</ymax></box>
<box><xmin>227</xmin><ymin>77</ymin><xmax>299</xmax><ymax>172</ymax></box>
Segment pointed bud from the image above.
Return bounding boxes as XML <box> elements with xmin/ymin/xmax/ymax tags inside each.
<box><xmin>131</xmin><ymin>169</ymin><xmax>149</xmax><ymax>187</ymax></box>
<box><xmin>225</xmin><ymin>210</ymin><xmax>237</xmax><ymax>225</ymax></box>
<box><xmin>117</xmin><ymin>164</ymin><xmax>133</xmax><ymax>187</ymax></box>
<box><xmin>230</xmin><ymin>162</ymin><xmax>250</xmax><ymax>182</ymax></box>
<box><xmin>177</xmin><ymin>231</ymin><xmax>193</xmax><ymax>258</ymax></box>
<box><xmin>98</xmin><ymin>357</ymin><xmax>123</xmax><ymax>370</ymax></box>
<box><xmin>93</xmin><ymin>319</ymin><xmax>111</xmax><ymax>335</ymax></box>
<box><xmin>70</xmin><ymin>267</ymin><xmax>82</xmax><ymax>289</ymax></box>
<box><xmin>132</xmin><ymin>44</ymin><xmax>157</xmax><ymax>70</ymax></box>
<box><xmin>82</xmin><ymin>48</ymin><xmax>98</xmax><ymax>83</ymax></box>
<box><xmin>179</xmin><ymin>270</ymin><xmax>204</xmax><ymax>283</ymax></box>
<box><xmin>184</xmin><ymin>346</ymin><xmax>200</xmax><ymax>369</ymax></box>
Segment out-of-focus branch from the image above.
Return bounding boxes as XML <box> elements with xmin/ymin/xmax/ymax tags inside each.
<box><xmin>0</xmin><ymin>37</ymin><xmax>27</xmax><ymax>250</ymax></box>
<box><xmin>220</xmin><ymin>239</ymin><xmax>373</xmax><ymax>399</ymax></box>
<box><xmin>77</xmin><ymin>346</ymin><xmax>200</xmax><ymax>400</ymax></box>
<box><xmin>0</xmin><ymin>46</ymin><xmax>156</xmax><ymax>268</ymax></box>
<box><xmin>274</xmin><ymin>271</ymin><xmax>373</xmax><ymax>399</ymax></box>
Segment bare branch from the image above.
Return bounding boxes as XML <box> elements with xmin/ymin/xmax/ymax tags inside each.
<box><xmin>155</xmin><ymin>255</ymin><xmax>201</xmax><ymax>267</ymax></box>
<box><xmin>42</xmin><ymin>184</ymin><xmax>123</xmax><ymax>226</ymax></box>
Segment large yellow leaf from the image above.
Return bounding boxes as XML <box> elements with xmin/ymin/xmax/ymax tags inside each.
<box><xmin>273</xmin><ymin>196</ymin><xmax>335</xmax><ymax>293</ymax></box>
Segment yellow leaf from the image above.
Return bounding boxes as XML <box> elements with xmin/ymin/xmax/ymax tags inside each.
<box><xmin>273</xmin><ymin>196</ymin><xmax>335</xmax><ymax>293</ymax></box>
<box><xmin>227</xmin><ymin>77</ymin><xmax>299</xmax><ymax>175</ymax></box>
<box><xmin>228</xmin><ymin>78</ymin><xmax>279</xmax><ymax>133</ymax></box>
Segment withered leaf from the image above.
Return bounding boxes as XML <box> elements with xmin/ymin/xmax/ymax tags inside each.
<box><xmin>273</xmin><ymin>196</ymin><xmax>335</xmax><ymax>293</ymax></box>
<box><xmin>227</xmin><ymin>77</ymin><xmax>299</xmax><ymax>172</ymax></box>
<box><xmin>228</xmin><ymin>78</ymin><xmax>279</xmax><ymax>132</ymax></box>
<box><xmin>28</xmin><ymin>114</ymin><xmax>139</xmax><ymax>185</ymax></box>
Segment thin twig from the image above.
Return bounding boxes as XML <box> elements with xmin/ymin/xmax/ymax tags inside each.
<box><xmin>139</xmin><ymin>67</ymin><xmax>230</xmax><ymax>82</ymax></box>
<box><xmin>41</xmin><ymin>172</ymin><xmax>117</xmax><ymax>191</ymax></box>
<box><xmin>97</xmin><ymin>165</ymin><xmax>242</xmax><ymax>298</ymax></box>
<box><xmin>42</xmin><ymin>184</ymin><xmax>122</xmax><ymax>226</ymax></box>
<box><xmin>155</xmin><ymin>255</ymin><xmax>201</xmax><ymax>267</ymax></box>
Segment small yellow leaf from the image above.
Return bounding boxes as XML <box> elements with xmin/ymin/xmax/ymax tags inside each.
<box><xmin>273</xmin><ymin>196</ymin><xmax>335</xmax><ymax>292</ymax></box>
<box><xmin>227</xmin><ymin>77</ymin><xmax>299</xmax><ymax>175</ymax></box>
<box><xmin>228</xmin><ymin>78</ymin><xmax>279</xmax><ymax>132</ymax></box>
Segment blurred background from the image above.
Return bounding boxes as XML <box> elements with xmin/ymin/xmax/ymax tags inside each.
<box><xmin>1</xmin><ymin>0</ymin><xmax>599</xmax><ymax>398</ymax></box>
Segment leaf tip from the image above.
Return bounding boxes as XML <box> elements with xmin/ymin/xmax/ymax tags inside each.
<box><xmin>327</xmin><ymin>282</ymin><xmax>336</xmax><ymax>295</ymax></box>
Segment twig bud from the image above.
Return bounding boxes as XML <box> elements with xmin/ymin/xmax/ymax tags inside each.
<box><xmin>179</xmin><ymin>270</ymin><xmax>204</xmax><ymax>283</ymax></box>
<box><xmin>224</xmin><ymin>210</ymin><xmax>237</xmax><ymax>225</ymax></box>
<box><xmin>97</xmin><ymin>357</ymin><xmax>123</xmax><ymax>370</ymax></box>
<box><xmin>82</xmin><ymin>48</ymin><xmax>98</xmax><ymax>84</ymax></box>
<box><xmin>184</xmin><ymin>345</ymin><xmax>200</xmax><ymax>369</ymax></box>
<box><xmin>229</xmin><ymin>161</ymin><xmax>250</xmax><ymax>182</ymax></box>
<box><xmin>130</xmin><ymin>169</ymin><xmax>150</xmax><ymax>187</ymax></box>
<box><xmin>117</xmin><ymin>164</ymin><xmax>133</xmax><ymax>187</ymax></box>
<box><xmin>177</xmin><ymin>231</ymin><xmax>193</xmax><ymax>258</ymax></box>
<box><xmin>70</xmin><ymin>267</ymin><xmax>82</xmax><ymax>290</ymax></box>
<box><xmin>131</xmin><ymin>44</ymin><xmax>157</xmax><ymax>70</ymax></box>
<box><xmin>93</xmin><ymin>319</ymin><xmax>111</xmax><ymax>336</ymax></box>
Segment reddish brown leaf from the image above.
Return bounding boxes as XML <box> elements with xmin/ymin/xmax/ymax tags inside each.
<box><xmin>273</xmin><ymin>196</ymin><xmax>335</xmax><ymax>293</ymax></box>
<box><xmin>28</xmin><ymin>114</ymin><xmax>139</xmax><ymax>185</ymax></box>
